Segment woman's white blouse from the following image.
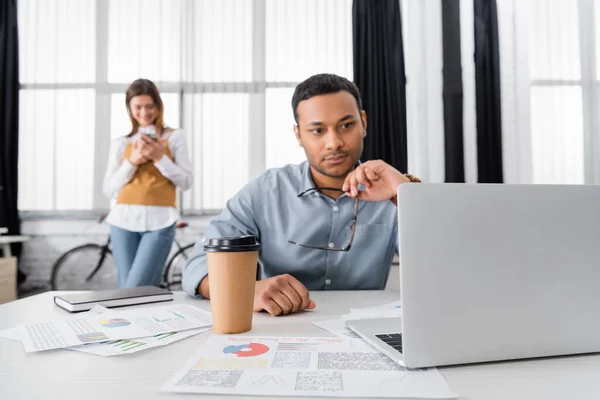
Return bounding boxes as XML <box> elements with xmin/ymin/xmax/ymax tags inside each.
<box><xmin>103</xmin><ymin>127</ymin><xmax>193</xmax><ymax>232</ymax></box>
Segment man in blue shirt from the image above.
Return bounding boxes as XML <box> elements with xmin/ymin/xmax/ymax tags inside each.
<box><xmin>183</xmin><ymin>73</ymin><xmax>419</xmax><ymax>316</ymax></box>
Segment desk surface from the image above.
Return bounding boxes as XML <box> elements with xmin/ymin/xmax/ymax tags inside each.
<box><xmin>2</xmin><ymin>291</ymin><xmax>600</xmax><ymax>400</ymax></box>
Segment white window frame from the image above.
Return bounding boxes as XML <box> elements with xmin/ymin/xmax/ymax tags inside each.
<box><xmin>19</xmin><ymin>0</ymin><xmax>305</xmax><ymax>216</ymax></box>
<box><xmin>506</xmin><ymin>0</ymin><xmax>600</xmax><ymax>184</ymax></box>
<box><xmin>577</xmin><ymin>0</ymin><xmax>600</xmax><ymax>184</ymax></box>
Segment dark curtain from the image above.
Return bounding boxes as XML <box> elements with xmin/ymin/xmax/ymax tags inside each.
<box><xmin>352</xmin><ymin>0</ymin><xmax>408</xmax><ymax>173</ymax></box>
<box><xmin>474</xmin><ymin>0</ymin><xmax>504</xmax><ymax>183</ymax></box>
<box><xmin>442</xmin><ymin>0</ymin><xmax>465</xmax><ymax>182</ymax></box>
<box><xmin>0</xmin><ymin>0</ymin><xmax>25</xmax><ymax>283</ymax></box>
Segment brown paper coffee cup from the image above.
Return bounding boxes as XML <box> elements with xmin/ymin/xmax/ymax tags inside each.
<box><xmin>205</xmin><ymin>236</ymin><xmax>261</xmax><ymax>334</ymax></box>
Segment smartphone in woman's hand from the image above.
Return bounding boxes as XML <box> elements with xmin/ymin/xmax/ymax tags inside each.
<box><xmin>146</xmin><ymin>133</ymin><xmax>158</xmax><ymax>141</ymax></box>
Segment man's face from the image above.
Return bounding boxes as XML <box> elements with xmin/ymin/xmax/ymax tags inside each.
<box><xmin>294</xmin><ymin>91</ymin><xmax>367</xmax><ymax>179</ymax></box>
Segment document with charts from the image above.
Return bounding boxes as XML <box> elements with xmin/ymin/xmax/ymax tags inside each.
<box><xmin>16</xmin><ymin>304</ymin><xmax>212</xmax><ymax>353</ymax></box>
<box><xmin>67</xmin><ymin>327</ymin><xmax>210</xmax><ymax>356</ymax></box>
<box><xmin>161</xmin><ymin>335</ymin><xmax>457</xmax><ymax>399</ymax></box>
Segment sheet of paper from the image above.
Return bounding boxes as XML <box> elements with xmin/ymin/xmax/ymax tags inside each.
<box><xmin>161</xmin><ymin>335</ymin><xmax>457</xmax><ymax>399</ymax></box>
<box><xmin>16</xmin><ymin>304</ymin><xmax>212</xmax><ymax>353</ymax></box>
<box><xmin>350</xmin><ymin>300</ymin><xmax>402</xmax><ymax>313</ymax></box>
<box><xmin>66</xmin><ymin>304</ymin><xmax>211</xmax><ymax>356</ymax></box>
<box><xmin>86</xmin><ymin>304</ymin><xmax>113</xmax><ymax>315</ymax></box>
<box><xmin>69</xmin><ymin>327</ymin><xmax>210</xmax><ymax>356</ymax></box>
<box><xmin>341</xmin><ymin>308</ymin><xmax>402</xmax><ymax>321</ymax></box>
<box><xmin>313</xmin><ymin>319</ymin><xmax>361</xmax><ymax>340</ymax></box>
<box><xmin>0</xmin><ymin>327</ymin><xmax>20</xmax><ymax>341</ymax></box>
<box><xmin>312</xmin><ymin>319</ymin><xmax>375</xmax><ymax>352</ymax></box>
<box><xmin>0</xmin><ymin>305</ymin><xmax>112</xmax><ymax>343</ymax></box>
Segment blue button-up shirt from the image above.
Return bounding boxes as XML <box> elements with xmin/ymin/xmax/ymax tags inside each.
<box><xmin>182</xmin><ymin>161</ymin><xmax>398</xmax><ymax>297</ymax></box>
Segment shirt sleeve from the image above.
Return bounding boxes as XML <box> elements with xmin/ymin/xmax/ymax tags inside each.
<box><xmin>103</xmin><ymin>137</ymin><xmax>137</xmax><ymax>199</ymax></box>
<box><xmin>182</xmin><ymin>181</ymin><xmax>261</xmax><ymax>298</ymax></box>
<box><xmin>153</xmin><ymin>129</ymin><xmax>193</xmax><ymax>191</ymax></box>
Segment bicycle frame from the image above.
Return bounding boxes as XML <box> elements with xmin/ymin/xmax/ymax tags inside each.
<box><xmin>85</xmin><ymin>236</ymin><xmax>112</xmax><ymax>282</ymax></box>
<box><xmin>173</xmin><ymin>237</ymin><xmax>189</xmax><ymax>252</ymax></box>
<box><xmin>54</xmin><ymin>215</ymin><xmax>194</xmax><ymax>289</ymax></box>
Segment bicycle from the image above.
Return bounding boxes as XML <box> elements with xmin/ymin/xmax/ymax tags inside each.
<box><xmin>50</xmin><ymin>215</ymin><xmax>197</xmax><ymax>291</ymax></box>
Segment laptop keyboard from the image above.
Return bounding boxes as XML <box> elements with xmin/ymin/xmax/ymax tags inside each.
<box><xmin>375</xmin><ymin>333</ymin><xmax>403</xmax><ymax>353</ymax></box>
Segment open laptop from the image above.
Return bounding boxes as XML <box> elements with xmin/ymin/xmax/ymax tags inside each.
<box><xmin>346</xmin><ymin>183</ymin><xmax>600</xmax><ymax>368</ymax></box>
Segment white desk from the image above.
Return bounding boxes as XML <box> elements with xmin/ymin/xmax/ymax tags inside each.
<box><xmin>0</xmin><ymin>235</ymin><xmax>30</xmax><ymax>257</ymax></box>
<box><xmin>1</xmin><ymin>291</ymin><xmax>600</xmax><ymax>400</ymax></box>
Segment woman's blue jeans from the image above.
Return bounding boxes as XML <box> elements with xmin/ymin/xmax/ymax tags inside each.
<box><xmin>109</xmin><ymin>224</ymin><xmax>176</xmax><ymax>288</ymax></box>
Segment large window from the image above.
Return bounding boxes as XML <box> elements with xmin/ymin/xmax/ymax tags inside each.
<box><xmin>18</xmin><ymin>0</ymin><xmax>353</xmax><ymax>212</ymax></box>
<box><xmin>527</xmin><ymin>0</ymin><xmax>597</xmax><ymax>184</ymax></box>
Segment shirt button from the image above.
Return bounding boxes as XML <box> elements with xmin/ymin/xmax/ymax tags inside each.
<box><xmin>328</xmin><ymin>242</ymin><xmax>334</xmax><ymax>248</ymax></box>
<box><xmin>325</xmin><ymin>279</ymin><xmax>332</xmax><ymax>285</ymax></box>
<box><xmin>333</xmin><ymin>206</ymin><xmax>339</xmax><ymax>211</ymax></box>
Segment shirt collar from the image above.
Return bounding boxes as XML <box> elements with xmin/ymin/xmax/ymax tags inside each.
<box><xmin>297</xmin><ymin>161</ymin><xmax>318</xmax><ymax>196</ymax></box>
<box><xmin>296</xmin><ymin>160</ymin><xmax>362</xmax><ymax>197</ymax></box>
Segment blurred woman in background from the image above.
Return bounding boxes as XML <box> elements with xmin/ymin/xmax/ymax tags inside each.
<box><xmin>103</xmin><ymin>79</ymin><xmax>192</xmax><ymax>288</ymax></box>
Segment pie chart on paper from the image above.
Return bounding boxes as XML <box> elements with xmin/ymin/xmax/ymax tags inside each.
<box><xmin>100</xmin><ymin>318</ymin><xmax>131</xmax><ymax>328</ymax></box>
<box><xmin>223</xmin><ymin>343</ymin><xmax>269</xmax><ymax>357</ymax></box>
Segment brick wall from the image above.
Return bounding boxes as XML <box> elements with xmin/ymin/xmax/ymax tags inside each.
<box><xmin>18</xmin><ymin>217</ymin><xmax>399</xmax><ymax>292</ymax></box>
<box><xmin>18</xmin><ymin>217</ymin><xmax>209</xmax><ymax>292</ymax></box>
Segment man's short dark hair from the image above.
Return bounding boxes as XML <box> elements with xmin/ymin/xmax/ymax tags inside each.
<box><xmin>291</xmin><ymin>73</ymin><xmax>363</xmax><ymax>123</ymax></box>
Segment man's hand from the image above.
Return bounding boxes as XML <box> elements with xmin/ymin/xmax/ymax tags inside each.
<box><xmin>198</xmin><ymin>275</ymin><xmax>210</xmax><ymax>298</ymax></box>
<box><xmin>342</xmin><ymin>160</ymin><xmax>411</xmax><ymax>202</ymax></box>
<box><xmin>254</xmin><ymin>274</ymin><xmax>316</xmax><ymax>316</ymax></box>
<box><xmin>139</xmin><ymin>134</ymin><xmax>166</xmax><ymax>162</ymax></box>
<box><xmin>128</xmin><ymin>140</ymin><xmax>149</xmax><ymax>166</ymax></box>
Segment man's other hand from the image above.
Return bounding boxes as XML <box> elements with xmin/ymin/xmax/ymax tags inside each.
<box><xmin>254</xmin><ymin>274</ymin><xmax>316</xmax><ymax>316</ymax></box>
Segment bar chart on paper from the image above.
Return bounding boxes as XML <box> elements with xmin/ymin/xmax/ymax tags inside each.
<box><xmin>153</xmin><ymin>311</ymin><xmax>185</xmax><ymax>323</ymax></box>
<box><xmin>106</xmin><ymin>339</ymin><xmax>145</xmax><ymax>352</ymax></box>
<box><xmin>70</xmin><ymin>329</ymin><xmax>209</xmax><ymax>357</ymax></box>
<box><xmin>105</xmin><ymin>333</ymin><xmax>179</xmax><ymax>352</ymax></box>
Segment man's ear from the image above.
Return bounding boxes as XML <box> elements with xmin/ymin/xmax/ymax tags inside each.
<box><xmin>294</xmin><ymin>124</ymin><xmax>302</xmax><ymax>147</ymax></box>
<box><xmin>361</xmin><ymin>110</ymin><xmax>367</xmax><ymax>138</ymax></box>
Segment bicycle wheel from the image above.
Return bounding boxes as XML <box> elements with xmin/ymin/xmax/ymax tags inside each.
<box><xmin>51</xmin><ymin>244</ymin><xmax>117</xmax><ymax>290</ymax></box>
<box><xmin>163</xmin><ymin>243</ymin><xmax>196</xmax><ymax>291</ymax></box>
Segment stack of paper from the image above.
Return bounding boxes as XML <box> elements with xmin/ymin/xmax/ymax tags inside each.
<box><xmin>313</xmin><ymin>300</ymin><xmax>402</xmax><ymax>342</ymax></box>
<box><xmin>0</xmin><ymin>304</ymin><xmax>211</xmax><ymax>356</ymax></box>
<box><xmin>347</xmin><ymin>300</ymin><xmax>402</xmax><ymax>317</ymax></box>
